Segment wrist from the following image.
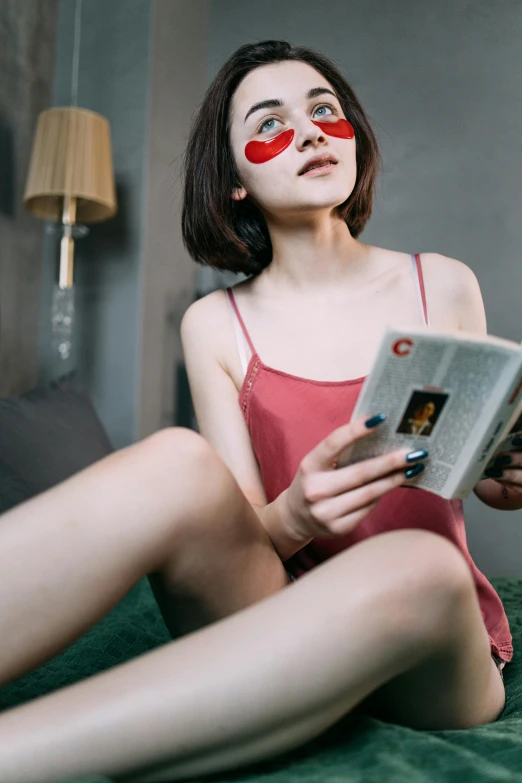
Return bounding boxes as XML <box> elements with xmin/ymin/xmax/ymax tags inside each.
<box><xmin>473</xmin><ymin>478</ymin><xmax>522</xmax><ymax>510</ymax></box>
<box><xmin>255</xmin><ymin>490</ymin><xmax>313</xmax><ymax>561</ymax></box>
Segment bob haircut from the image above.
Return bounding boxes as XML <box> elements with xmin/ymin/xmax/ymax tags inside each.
<box><xmin>182</xmin><ymin>40</ymin><xmax>381</xmax><ymax>277</ymax></box>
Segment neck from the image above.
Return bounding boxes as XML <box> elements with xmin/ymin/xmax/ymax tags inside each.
<box><xmin>255</xmin><ymin>210</ymin><xmax>372</xmax><ymax>296</ymax></box>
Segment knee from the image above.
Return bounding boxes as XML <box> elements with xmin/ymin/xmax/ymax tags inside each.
<box><xmin>141</xmin><ymin>426</ymin><xmax>209</xmax><ymax>457</ymax></box>
<box><xmin>137</xmin><ymin>426</ymin><xmax>240</xmax><ymax>518</ymax></box>
<box><xmin>136</xmin><ymin>428</ymin><xmax>268</xmax><ymax>567</ymax></box>
<box><xmin>394</xmin><ymin>529</ymin><xmax>473</xmax><ymax>591</ymax></box>
<box><xmin>386</xmin><ymin>530</ymin><xmax>476</xmax><ymax>645</ymax></box>
<box><xmin>352</xmin><ymin>530</ymin><xmax>476</xmax><ymax>648</ymax></box>
<box><xmin>137</xmin><ymin>427</ymin><xmax>219</xmax><ymax>482</ymax></box>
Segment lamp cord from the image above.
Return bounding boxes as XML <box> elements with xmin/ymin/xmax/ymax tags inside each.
<box><xmin>71</xmin><ymin>0</ymin><xmax>82</xmax><ymax>107</ymax></box>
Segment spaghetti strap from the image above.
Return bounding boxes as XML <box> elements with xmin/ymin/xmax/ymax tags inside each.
<box><xmin>225</xmin><ymin>288</ymin><xmax>258</xmax><ymax>356</ymax></box>
<box><xmin>411</xmin><ymin>253</ymin><xmax>431</xmax><ymax>327</ymax></box>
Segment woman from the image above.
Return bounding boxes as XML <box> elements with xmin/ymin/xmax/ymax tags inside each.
<box><xmin>0</xmin><ymin>40</ymin><xmax>521</xmax><ymax>783</ymax></box>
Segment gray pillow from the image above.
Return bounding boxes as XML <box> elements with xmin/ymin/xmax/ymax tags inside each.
<box><xmin>0</xmin><ymin>372</ymin><xmax>113</xmax><ymax>514</ymax></box>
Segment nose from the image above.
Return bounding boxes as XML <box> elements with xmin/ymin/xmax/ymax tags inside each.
<box><xmin>294</xmin><ymin>116</ymin><xmax>327</xmax><ymax>150</ymax></box>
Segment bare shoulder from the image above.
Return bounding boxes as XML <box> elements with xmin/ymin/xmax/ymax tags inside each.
<box><xmin>419</xmin><ymin>252</ymin><xmax>486</xmax><ymax>333</ymax></box>
<box><xmin>180</xmin><ymin>288</ymin><xmax>226</xmax><ymax>330</ymax></box>
<box><xmin>180</xmin><ymin>284</ymin><xmax>251</xmax><ymax>391</ymax></box>
<box><xmin>419</xmin><ymin>252</ymin><xmax>477</xmax><ymax>287</ymax></box>
<box><xmin>180</xmin><ymin>288</ymin><xmax>234</xmax><ymax>372</ymax></box>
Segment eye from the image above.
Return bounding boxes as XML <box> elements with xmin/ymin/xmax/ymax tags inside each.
<box><xmin>313</xmin><ymin>104</ymin><xmax>336</xmax><ymax>119</ymax></box>
<box><xmin>258</xmin><ymin>117</ymin><xmax>283</xmax><ymax>134</ymax></box>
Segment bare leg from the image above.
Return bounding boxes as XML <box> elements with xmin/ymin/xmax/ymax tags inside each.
<box><xmin>0</xmin><ymin>428</ymin><xmax>288</xmax><ymax>684</ymax></box>
<box><xmin>0</xmin><ymin>429</ymin><xmax>505</xmax><ymax>781</ymax></box>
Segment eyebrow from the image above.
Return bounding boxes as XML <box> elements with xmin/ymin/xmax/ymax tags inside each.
<box><xmin>244</xmin><ymin>87</ymin><xmax>338</xmax><ymax>123</ymax></box>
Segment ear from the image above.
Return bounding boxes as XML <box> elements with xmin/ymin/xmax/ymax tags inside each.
<box><xmin>231</xmin><ymin>185</ymin><xmax>248</xmax><ymax>201</ymax></box>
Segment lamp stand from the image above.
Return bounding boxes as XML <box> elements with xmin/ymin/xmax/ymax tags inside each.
<box><xmin>51</xmin><ymin>195</ymin><xmax>79</xmax><ymax>360</ymax></box>
<box><xmin>59</xmin><ymin>194</ymin><xmax>76</xmax><ymax>289</ymax></box>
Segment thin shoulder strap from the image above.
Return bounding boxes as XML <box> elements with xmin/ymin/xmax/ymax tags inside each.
<box><xmin>225</xmin><ymin>289</ymin><xmax>250</xmax><ymax>375</ymax></box>
<box><xmin>225</xmin><ymin>288</ymin><xmax>257</xmax><ymax>354</ymax></box>
<box><xmin>411</xmin><ymin>253</ymin><xmax>431</xmax><ymax>327</ymax></box>
<box><xmin>225</xmin><ymin>288</ymin><xmax>257</xmax><ymax>375</ymax></box>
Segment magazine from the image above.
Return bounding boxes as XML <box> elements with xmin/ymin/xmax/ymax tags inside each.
<box><xmin>336</xmin><ymin>327</ymin><xmax>522</xmax><ymax>499</ymax></box>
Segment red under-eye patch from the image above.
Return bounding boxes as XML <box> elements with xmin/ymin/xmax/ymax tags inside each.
<box><xmin>312</xmin><ymin>118</ymin><xmax>354</xmax><ymax>139</ymax></box>
<box><xmin>245</xmin><ymin>128</ymin><xmax>295</xmax><ymax>164</ymax></box>
<box><xmin>244</xmin><ymin>119</ymin><xmax>354</xmax><ymax>164</ymax></box>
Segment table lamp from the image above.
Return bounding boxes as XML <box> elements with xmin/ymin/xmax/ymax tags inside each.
<box><xmin>23</xmin><ymin>106</ymin><xmax>117</xmax><ymax>359</ymax></box>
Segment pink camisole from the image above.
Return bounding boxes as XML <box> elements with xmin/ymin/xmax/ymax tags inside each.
<box><xmin>225</xmin><ymin>253</ymin><xmax>513</xmax><ymax>663</ymax></box>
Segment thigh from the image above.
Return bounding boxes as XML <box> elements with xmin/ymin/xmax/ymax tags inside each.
<box><xmin>148</xmin><ymin>435</ymin><xmax>292</xmax><ymax>638</ymax></box>
<box><xmin>357</xmin><ymin>598</ymin><xmax>506</xmax><ymax>730</ymax></box>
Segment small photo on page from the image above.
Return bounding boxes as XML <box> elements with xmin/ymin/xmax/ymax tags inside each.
<box><xmin>396</xmin><ymin>390</ymin><xmax>449</xmax><ymax>438</ymax></box>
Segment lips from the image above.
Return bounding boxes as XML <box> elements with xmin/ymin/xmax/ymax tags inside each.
<box><xmin>298</xmin><ymin>155</ymin><xmax>338</xmax><ymax>175</ymax></box>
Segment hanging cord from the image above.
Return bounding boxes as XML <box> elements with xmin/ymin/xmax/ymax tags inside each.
<box><xmin>71</xmin><ymin>0</ymin><xmax>82</xmax><ymax>107</ymax></box>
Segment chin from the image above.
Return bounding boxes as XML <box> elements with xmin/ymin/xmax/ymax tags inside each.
<box><xmin>296</xmin><ymin>190</ymin><xmax>353</xmax><ymax>213</ymax></box>
<box><xmin>260</xmin><ymin>185</ymin><xmax>353</xmax><ymax>217</ymax></box>
<box><xmin>300</xmin><ymin>180</ymin><xmax>353</xmax><ymax>205</ymax></box>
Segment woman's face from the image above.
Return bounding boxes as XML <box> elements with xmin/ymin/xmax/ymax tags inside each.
<box><xmin>228</xmin><ymin>60</ymin><xmax>357</xmax><ymax>218</ymax></box>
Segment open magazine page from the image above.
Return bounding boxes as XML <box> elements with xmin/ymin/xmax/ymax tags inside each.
<box><xmin>336</xmin><ymin>328</ymin><xmax>522</xmax><ymax>499</ymax></box>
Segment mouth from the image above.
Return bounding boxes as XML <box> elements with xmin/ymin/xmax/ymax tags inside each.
<box><xmin>298</xmin><ymin>155</ymin><xmax>339</xmax><ymax>176</ymax></box>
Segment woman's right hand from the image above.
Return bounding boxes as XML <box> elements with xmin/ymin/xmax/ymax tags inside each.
<box><xmin>282</xmin><ymin>414</ymin><xmax>428</xmax><ymax>542</ymax></box>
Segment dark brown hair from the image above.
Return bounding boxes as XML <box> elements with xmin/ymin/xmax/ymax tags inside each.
<box><xmin>182</xmin><ymin>40</ymin><xmax>380</xmax><ymax>276</ymax></box>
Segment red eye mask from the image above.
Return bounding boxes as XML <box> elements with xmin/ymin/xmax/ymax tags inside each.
<box><xmin>245</xmin><ymin>118</ymin><xmax>354</xmax><ymax>164</ymax></box>
<box><xmin>312</xmin><ymin>118</ymin><xmax>354</xmax><ymax>139</ymax></box>
<box><xmin>245</xmin><ymin>128</ymin><xmax>294</xmax><ymax>164</ymax></box>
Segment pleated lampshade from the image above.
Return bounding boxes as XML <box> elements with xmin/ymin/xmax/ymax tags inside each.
<box><xmin>23</xmin><ymin>106</ymin><xmax>117</xmax><ymax>222</ymax></box>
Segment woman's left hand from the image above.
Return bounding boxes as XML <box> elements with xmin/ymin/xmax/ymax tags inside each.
<box><xmin>483</xmin><ymin>439</ymin><xmax>522</xmax><ymax>497</ymax></box>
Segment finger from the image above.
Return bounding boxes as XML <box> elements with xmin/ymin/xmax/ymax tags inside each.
<box><xmin>502</xmin><ymin>453</ymin><xmax>522</xmax><ymax>466</ymax></box>
<box><xmin>492</xmin><ymin>469</ymin><xmax>522</xmax><ymax>487</ymax></box>
<box><xmin>303</xmin><ymin>413</ymin><xmax>387</xmax><ymax>473</ymax></box>
<box><xmin>302</xmin><ymin>444</ymin><xmax>419</xmax><ymax>503</ymax></box>
<box><xmin>327</xmin><ymin>499</ymin><xmax>382</xmax><ymax>536</ymax></box>
<box><xmin>485</xmin><ymin>462</ymin><xmax>522</xmax><ymax>480</ymax></box>
<box><xmin>484</xmin><ymin>456</ymin><xmax>522</xmax><ymax>477</ymax></box>
<box><xmin>487</xmin><ymin>452</ymin><xmax>522</xmax><ymax>468</ymax></box>
<box><xmin>310</xmin><ymin>464</ymin><xmax>417</xmax><ymax>528</ymax></box>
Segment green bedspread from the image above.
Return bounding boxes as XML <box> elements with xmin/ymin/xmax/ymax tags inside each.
<box><xmin>2</xmin><ymin>578</ymin><xmax>522</xmax><ymax>783</ymax></box>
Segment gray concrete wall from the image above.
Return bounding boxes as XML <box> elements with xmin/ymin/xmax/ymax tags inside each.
<box><xmin>206</xmin><ymin>0</ymin><xmax>522</xmax><ymax>577</ymax></box>
<box><xmin>0</xmin><ymin>0</ymin><xmax>58</xmax><ymax>396</ymax></box>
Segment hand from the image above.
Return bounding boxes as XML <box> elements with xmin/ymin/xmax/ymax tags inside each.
<box><xmin>483</xmin><ymin>437</ymin><xmax>522</xmax><ymax>498</ymax></box>
<box><xmin>283</xmin><ymin>414</ymin><xmax>429</xmax><ymax>542</ymax></box>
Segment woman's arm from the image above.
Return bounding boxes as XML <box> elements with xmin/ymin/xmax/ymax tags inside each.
<box><xmin>181</xmin><ymin>293</ymin><xmax>309</xmax><ymax>559</ymax></box>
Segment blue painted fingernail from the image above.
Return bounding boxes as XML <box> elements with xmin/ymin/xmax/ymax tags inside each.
<box><xmin>405</xmin><ymin>463</ymin><xmax>425</xmax><ymax>479</ymax></box>
<box><xmin>484</xmin><ymin>468</ymin><xmax>504</xmax><ymax>478</ymax></box>
<box><xmin>494</xmin><ymin>455</ymin><xmax>512</xmax><ymax>467</ymax></box>
<box><xmin>365</xmin><ymin>413</ymin><xmax>387</xmax><ymax>428</ymax></box>
<box><xmin>513</xmin><ymin>437</ymin><xmax>522</xmax><ymax>447</ymax></box>
<box><xmin>406</xmin><ymin>449</ymin><xmax>429</xmax><ymax>463</ymax></box>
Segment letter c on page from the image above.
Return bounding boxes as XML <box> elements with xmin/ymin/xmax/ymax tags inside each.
<box><xmin>392</xmin><ymin>338</ymin><xmax>414</xmax><ymax>357</ymax></box>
